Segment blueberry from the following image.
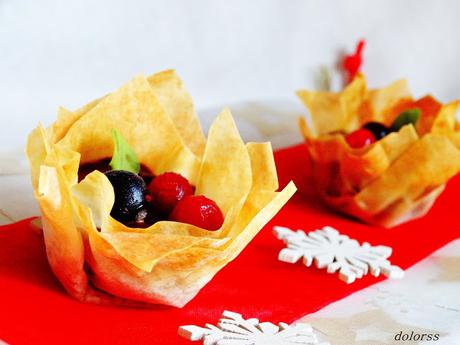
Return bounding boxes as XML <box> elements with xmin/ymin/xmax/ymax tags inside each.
<box><xmin>104</xmin><ymin>170</ymin><xmax>146</xmax><ymax>223</ymax></box>
<box><xmin>363</xmin><ymin>122</ymin><xmax>392</xmax><ymax>140</ymax></box>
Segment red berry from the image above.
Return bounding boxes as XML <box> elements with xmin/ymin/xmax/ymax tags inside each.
<box><xmin>147</xmin><ymin>172</ymin><xmax>193</xmax><ymax>214</ymax></box>
<box><xmin>169</xmin><ymin>195</ymin><xmax>224</xmax><ymax>231</ymax></box>
<box><xmin>345</xmin><ymin>128</ymin><xmax>375</xmax><ymax>148</ymax></box>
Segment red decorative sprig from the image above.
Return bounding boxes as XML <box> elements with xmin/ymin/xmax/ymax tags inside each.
<box><xmin>343</xmin><ymin>39</ymin><xmax>365</xmax><ymax>84</ymax></box>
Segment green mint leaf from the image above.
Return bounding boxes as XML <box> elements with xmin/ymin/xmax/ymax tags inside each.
<box><xmin>391</xmin><ymin>108</ymin><xmax>421</xmax><ymax>132</ymax></box>
<box><xmin>109</xmin><ymin>129</ymin><xmax>140</xmax><ymax>174</ymax></box>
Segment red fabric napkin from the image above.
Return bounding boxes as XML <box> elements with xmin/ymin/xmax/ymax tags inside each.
<box><xmin>1</xmin><ymin>143</ymin><xmax>459</xmax><ymax>345</ymax></box>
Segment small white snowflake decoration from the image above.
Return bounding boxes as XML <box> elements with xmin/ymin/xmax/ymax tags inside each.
<box><xmin>273</xmin><ymin>226</ymin><xmax>404</xmax><ymax>284</ymax></box>
<box><xmin>178</xmin><ymin>310</ymin><xmax>330</xmax><ymax>345</ymax></box>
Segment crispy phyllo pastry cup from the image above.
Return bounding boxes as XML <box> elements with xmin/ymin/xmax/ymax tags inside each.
<box><xmin>298</xmin><ymin>73</ymin><xmax>460</xmax><ymax>228</ymax></box>
<box><xmin>26</xmin><ymin>70</ymin><xmax>296</xmax><ymax>307</ymax></box>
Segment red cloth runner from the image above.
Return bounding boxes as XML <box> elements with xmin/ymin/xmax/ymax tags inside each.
<box><xmin>1</xmin><ymin>144</ymin><xmax>459</xmax><ymax>345</ymax></box>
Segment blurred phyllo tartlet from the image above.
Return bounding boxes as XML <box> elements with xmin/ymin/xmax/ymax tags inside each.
<box><xmin>26</xmin><ymin>70</ymin><xmax>296</xmax><ymax>307</ymax></box>
<box><xmin>297</xmin><ymin>73</ymin><xmax>460</xmax><ymax>228</ymax></box>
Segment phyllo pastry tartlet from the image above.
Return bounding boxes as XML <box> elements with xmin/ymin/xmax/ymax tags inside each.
<box><xmin>26</xmin><ymin>70</ymin><xmax>296</xmax><ymax>307</ymax></box>
<box><xmin>297</xmin><ymin>73</ymin><xmax>460</xmax><ymax>227</ymax></box>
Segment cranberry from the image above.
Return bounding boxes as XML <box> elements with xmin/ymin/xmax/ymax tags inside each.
<box><xmin>147</xmin><ymin>172</ymin><xmax>193</xmax><ymax>214</ymax></box>
<box><xmin>345</xmin><ymin>128</ymin><xmax>375</xmax><ymax>148</ymax></box>
<box><xmin>169</xmin><ymin>195</ymin><xmax>224</xmax><ymax>231</ymax></box>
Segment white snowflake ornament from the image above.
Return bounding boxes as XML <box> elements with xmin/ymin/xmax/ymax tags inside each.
<box><xmin>178</xmin><ymin>310</ymin><xmax>330</xmax><ymax>345</ymax></box>
<box><xmin>273</xmin><ymin>226</ymin><xmax>404</xmax><ymax>284</ymax></box>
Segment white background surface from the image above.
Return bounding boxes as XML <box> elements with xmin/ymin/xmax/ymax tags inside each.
<box><xmin>2</xmin><ymin>0</ymin><xmax>460</xmax><ymax>153</ymax></box>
